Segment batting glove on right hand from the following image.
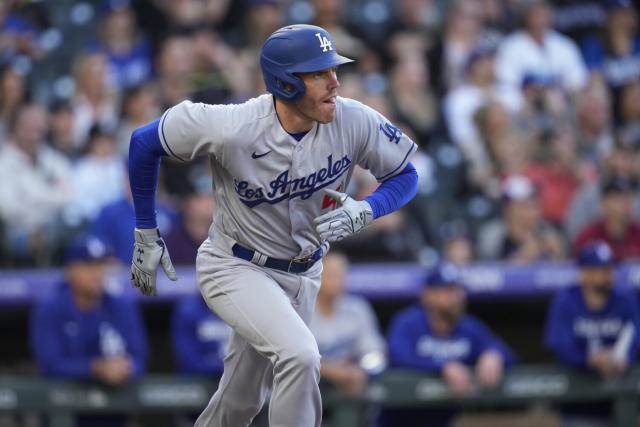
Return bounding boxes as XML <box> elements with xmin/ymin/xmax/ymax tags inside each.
<box><xmin>131</xmin><ymin>228</ymin><xmax>177</xmax><ymax>296</ymax></box>
<box><xmin>314</xmin><ymin>189</ymin><xmax>373</xmax><ymax>242</ymax></box>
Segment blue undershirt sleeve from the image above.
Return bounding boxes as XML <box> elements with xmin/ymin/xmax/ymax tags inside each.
<box><xmin>128</xmin><ymin>119</ymin><xmax>167</xmax><ymax>229</ymax></box>
<box><xmin>364</xmin><ymin>162</ymin><xmax>418</xmax><ymax>219</ymax></box>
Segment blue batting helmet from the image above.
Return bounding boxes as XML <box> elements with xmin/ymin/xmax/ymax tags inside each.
<box><xmin>260</xmin><ymin>24</ymin><xmax>354</xmax><ymax>101</ymax></box>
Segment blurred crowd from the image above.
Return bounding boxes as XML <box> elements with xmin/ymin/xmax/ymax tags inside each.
<box><xmin>1</xmin><ymin>0</ymin><xmax>640</xmax><ymax>267</ymax></box>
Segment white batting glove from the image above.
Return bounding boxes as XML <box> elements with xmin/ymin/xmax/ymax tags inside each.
<box><xmin>131</xmin><ymin>228</ymin><xmax>177</xmax><ymax>296</ymax></box>
<box><xmin>314</xmin><ymin>189</ymin><xmax>373</xmax><ymax>242</ymax></box>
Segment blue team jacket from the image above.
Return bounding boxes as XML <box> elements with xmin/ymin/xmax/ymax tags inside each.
<box><xmin>30</xmin><ymin>283</ymin><xmax>148</xmax><ymax>379</ymax></box>
<box><xmin>544</xmin><ymin>285</ymin><xmax>640</xmax><ymax>369</ymax></box>
<box><xmin>171</xmin><ymin>294</ymin><xmax>231</xmax><ymax>375</ymax></box>
<box><xmin>387</xmin><ymin>304</ymin><xmax>516</xmax><ymax>371</ymax></box>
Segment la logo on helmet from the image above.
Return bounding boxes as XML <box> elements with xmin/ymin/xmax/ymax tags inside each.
<box><xmin>315</xmin><ymin>33</ymin><xmax>333</xmax><ymax>52</ymax></box>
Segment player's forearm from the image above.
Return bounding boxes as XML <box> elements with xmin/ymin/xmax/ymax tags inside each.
<box><xmin>364</xmin><ymin>162</ymin><xmax>418</xmax><ymax>219</ymax></box>
<box><xmin>128</xmin><ymin>119</ymin><xmax>167</xmax><ymax>229</ymax></box>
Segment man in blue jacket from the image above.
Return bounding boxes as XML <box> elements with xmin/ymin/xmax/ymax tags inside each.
<box><xmin>30</xmin><ymin>234</ymin><xmax>148</xmax><ymax>427</ymax></box>
<box><xmin>545</xmin><ymin>240</ymin><xmax>640</xmax><ymax>426</ymax></box>
<box><xmin>382</xmin><ymin>262</ymin><xmax>515</xmax><ymax>427</ymax></box>
<box><xmin>171</xmin><ymin>293</ymin><xmax>231</xmax><ymax>376</ymax></box>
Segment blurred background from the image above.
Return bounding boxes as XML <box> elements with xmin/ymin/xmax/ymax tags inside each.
<box><xmin>1</xmin><ymin>0</ymin><xmax>640</xmax><ymax>426</ymax></box>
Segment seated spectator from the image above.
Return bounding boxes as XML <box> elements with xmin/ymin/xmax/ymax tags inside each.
<box><xmin>309</xmin><ymin>252</ymin><xmax>387</xmax><ymax>397</ymax></box>
<box><xmin>0</xmin><ymin>64</ymin><xmax>27</xmax><ymax>141</ymax></box>
<box><xmin>164</xmin><ymin>192</ymin><xmax>215</xmax><ymax>265</ymax></box>
<box><xmin>581</xmin><ymin>0</ymin><xmax>640</xmax><ymax>97</ymax></box>
<box><xmin>477</xmin><ymin>175</ymin><xmax>566</xmax><ymax>262</ymax></box>
<box><xmin>64</xmin><ymin>125</ymin><xmax>126</xmax><ymax>228</ymax></box>
<box><xmin>495</xmin><ymin>0</ymin><xmax>587</xmax><ymax>96</ymax></box>
<box><xmin>616</xmin><ymin>81</ymin><xmax>640</xmax><ymax>148</ymax></box>
<box><xmin>115</xmin><ymin>84</ymin><xmax>159</xmax><ymax>156</ymax></box>
<box><xmin>573</xmin><ymin>176</ymin><xmax>640</xmax><ymax>260</ymax></box>
<box><xmin>171</xmin><ymin>293</ymin><xmax>231</xmax><ymax>376</ymax></box>
<box><xmin>444</xmin><ymin>42</ymin><xmax>519</xmax><ymax>152</ymax></box>
<box><xmin>0</xmin><ymin>104</ymin><xmax>72</xmax><ymax>264</ymax></box>
<box><xmin>48</xmin><ymin>99</ymin><xmax>76</xmax><ymax>159</ymax></box>
<box><xmin>91</xmin><ymin>0</ymin><xmax>153</xmax><ymax>90</ymax></box>
<box><xmin>383</xmin><ymin>263</ymin><xmax>515</xmax><ymax>427</ymax></box>
<box><xmin>545</xmin><ymin>241</ymin><xmax>640</xmax><ymax>426</ymax></box>
<box><xmin>71</xmin><ymin>52</ymin><xmax>118</xmax><ymax>149</ymax></box>
<box><xmin>30</xmin><ymin>234</ymin><xmax>147</xmax><ymax>427</ymax></box>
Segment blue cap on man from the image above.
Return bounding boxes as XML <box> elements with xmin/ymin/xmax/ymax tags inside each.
<box><xmin>577</xmin><ymin>241</ymin><xmax>614</xmax><ymax>268</ymax></box>
<box><xmin>65</xmin><ymin>234</ymin><xmax>112</xmax><ymax>265</ymax></box>
<box><xmin>424</xmin><ymin>262</ymin><xmax>462</xmax><ymax>288</ymax></box>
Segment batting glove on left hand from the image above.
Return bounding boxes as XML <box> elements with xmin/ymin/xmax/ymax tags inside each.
<box><xmin>314</xmin><ymin>189</ymin><xmax>373</xmax><ymax>242</ymax></box>
<box><xmin>131</xmin><ymin>228</ymin><xmax>177</xmax><ymax>296</ymax></box>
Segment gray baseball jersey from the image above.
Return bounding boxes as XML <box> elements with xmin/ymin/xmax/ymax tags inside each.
<box><xmin>309</xmin><ymin>295</ymin><xmax>386</xmax><ymax>363</ymax></box>
<box><xmin>158</xmin><ymin>94</ymin><xmax>417</xmax><ymax>259</ymax></box>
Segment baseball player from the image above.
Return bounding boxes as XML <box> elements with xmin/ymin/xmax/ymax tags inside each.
<box><xmin>128</xmin><ymin>24</ymin><xmax>418</xmax><ymax>427</ymax></box>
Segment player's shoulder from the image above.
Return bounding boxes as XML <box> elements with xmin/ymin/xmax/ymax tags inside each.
<box><xmin>392</xmin><ymin>304</ymin><xmax>425</xmax><ymax>326</ymax></box>
<box><xmin>337</xmin><ymin>96</ymin><xmax>378</xmax><ymax>117</ymax></box>
<box><xmin>169</xmin><ymin>94</ymin><xmax>275</xmax><ymax>127</ymax></box>
<box><xmin>610</xmin><ymin>286</ymin><xmax>638</xmax><ymax>307</ymax></box>
<box><xmin>552</xmin><ymin>285</ymin><xmax>582</xmax><ymax>307</ymax></box>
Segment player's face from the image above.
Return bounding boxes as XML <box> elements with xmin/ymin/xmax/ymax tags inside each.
<box><xmin>66</xmin><ymin>262</ymin><xmax>107</xmax><ymax>300</ymax></box>
<box><xmin>296</xmin><ymin>67</ymin><xmax>340</xmax><ymax>124</ymax></box>
<box><xmin>580</xmin><ymin>267</ymin><xmax>614</xmax><ymax>297</ymax></box>
<box><xmin>422</xmin><ymin>286</ymin><xmax>466</xmax><ymax>326</ymax></box>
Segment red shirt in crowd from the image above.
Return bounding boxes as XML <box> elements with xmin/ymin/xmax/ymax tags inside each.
<box><xmin>573</xmin><ymin>220</ymin><xmax>640</xmax><ymax>261</ymax></box>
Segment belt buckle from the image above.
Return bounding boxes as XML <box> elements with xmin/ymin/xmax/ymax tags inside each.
<box><xmin>288</xmin><ymin>255</ymin><xmax>312</xmax><ymax>273</ymax></box>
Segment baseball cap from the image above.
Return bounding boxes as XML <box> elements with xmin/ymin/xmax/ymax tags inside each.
<box><xmin>65</xmin><ymin>234</ymin><xmax>112</xmax><ymax>264</ymax></box>
<box><xmin>424</xmin><ymin>262</ymin><xmax>461</xmax><ymax>288</ymax></box>
<box><xmin>99</xmin><ymin>0</ymin><xmax>131</xmax><ymax>15</ymax></box>
<box><xmin>521</xmin><ymin>71</ymin><xmax>555</xmax><ymax>88</ymax></box>
<box><xmin>501</xmin><ymin>175</ymin><xmax>537</xmax><ymax>203</ymax></box>
<box><xmin>466</xmin><ymin>43</ymin><xmax>496</xmax><ymax>71</ymax></box>
<box><xmin>577</xmin><ymin>241</ymin><xmax>614</xmax><ymax>267</ymax></box>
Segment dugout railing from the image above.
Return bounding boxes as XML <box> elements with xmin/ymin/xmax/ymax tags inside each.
<box><xmin>0</xmin><ymin>366</ymin><xmax>639</xmax><ymax>427</ymax></box>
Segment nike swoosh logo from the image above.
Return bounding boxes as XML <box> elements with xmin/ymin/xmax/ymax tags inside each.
<box><xmin>251</xmin><ymin>150</ymin><xmax>272</xmax><ymax>159</ymax></box>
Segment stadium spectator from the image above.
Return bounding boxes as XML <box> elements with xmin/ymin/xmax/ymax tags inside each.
<box><xmin>309</xmin><ymin>252</ymin><xmax>387</xmax><ymax>397</ymax></box>
<box><xmin>63</xmin><ymin>125</ymin><xmax>126</xmax><ymax>227</ymax></box>
<box><xmin>477</xmin><ymin>175</ymin><xmax>566</xmax><ymax>262</ymax></box>
<box><xmin>70</xmin><ymin>52</ymin><xmax>119</xmax><ymax>149</ymax></box>
<box><xmin>495</xmin><ymin>0</ymin><xmax>588</xmax><ymax>96</ymax></box>
<box><xmin>0</xmin><ymin>0</ymin><xmax>43</xmax><ymax>63</ymax></box>
<box><xmin>388</xmin><ymin>53</ymin><xmax>437</xmax><ymax>146</ymax></box>
<box><xmin>115</xmin><ymin>84</ymin><xmax>159</xmax><ymax>156</ymax></box>
<box><xmin>171</xmin><ymin>293</ymin><xmax>231</xmax><ymax>376</ymax></box>
<box><xmin>524</xmin><ymin>125</ymin><xmax>581</xmax><ymax>226</ymax></box>
<box><xmin>573</xmin><ymin>176</ymin><xmax>640</xmax><ymax>260</ymax></box>
<box><xmin>616</xmin><ymin>80</ymin><xmax>640</xmax><ymax>147</ymax></box>
<box><xmin>155</xmin><ymin>35</ymin><xmax>195</xmax><ymax>110</ymax></box>
<box><xmin>383</xmin><ymin>262</ymin><xmax>515</xmax><ymax>427</ymax></box>
<box><xmin>470</xmin><ymin>104</ymin><xmax>529</xmax><ymax>197</ymax></box>
<box><xmin>30</xmin><ymin>234</ymin><xmax>147</xmax><ymax>427</ymax></box>
<box><xmin>0</xmin><ymin>64</ymin><xmax>26</xmax><ymax>141</ymax></box>
<box><xmin>439</xmin><ymin>220</ymin><xmax>474</xmax><ymax>265</ymax></box>
<box><xmin>0</xmin><ymin>104</ymin><xmax>72</xmax><ymax>265</ymax></box>
<box><xmin>574</xmin><ymin>81</ymin><xmax>615</xmax><ymax>167</ymax></box>
<box><xmin>545</xmin><ymin>241</ymin><xmax>640</xmax><ymax>425</ymax></box>
<box><xmin>581</xmin><ymin>0</ymin><xmax>640</xmax><ymax>99</ymax></box>
<box><xmin>164</xmin><ymin>192</ymin><xmax>215</xmax><ymax>266</ymax></box>
<box><xmin>48</xmin><ymin>100</ymin><xmax>76</xmax><ymax>158</ymax></box>
<box><xmin>427</xmin><ymin>0</ymin><xmax>491</xmax><ymax>95</ymax></box>
<box><xmin>91</xmin><ymin>0</ymin><xmax>153</xmax><ymax>90</ymax></box>
<box><xmin>443</xmin><ymin>42</ymin><xmax>519</xmax><ymax>150</ymax></box>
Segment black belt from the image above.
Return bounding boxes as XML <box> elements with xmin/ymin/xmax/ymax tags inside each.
<box><xmin>231</xmin><ymin>243</ymin><xmax>323</xmax><ymax>274</ymax></box>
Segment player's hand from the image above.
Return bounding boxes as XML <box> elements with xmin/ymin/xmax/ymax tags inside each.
<box><xmin>442</xmin><ymin>361</ymin><xmax>474</xmax><ymax>397</ymax></box>
<box><xmin>131</xmin><ymin>227</ymin><xmax>177</xmax><ymax>296</ymax></box>
<box><xmin>588</xmin><ymin>350</ymin><xmax>625</xmax><ymax>378</ymax></box>
<box><xmin>91</xmin><ymin>356</ymin><xmax>133</xmax><ymax>386</ymax></box>
<box><xmin>476</xmin><ymin>350</ymin><xmax>504</xmax><ymax>388</ymax></box>
<box><xmin>314</xmin><ymin>189</ymin><xmax>373</xmax><ymax>242</ymax></box>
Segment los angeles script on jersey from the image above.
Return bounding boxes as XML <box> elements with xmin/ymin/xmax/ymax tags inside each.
<box><xmin>234</xmin><ymin>154</ymin><xmax>351</xmax><ymax>207</ymax></box>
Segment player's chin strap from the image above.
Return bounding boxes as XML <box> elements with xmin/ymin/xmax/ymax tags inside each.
<box><xmin>313</xmin><ymin>189</ymin><xmax>373</xmax><ymax>243</ymax></box>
